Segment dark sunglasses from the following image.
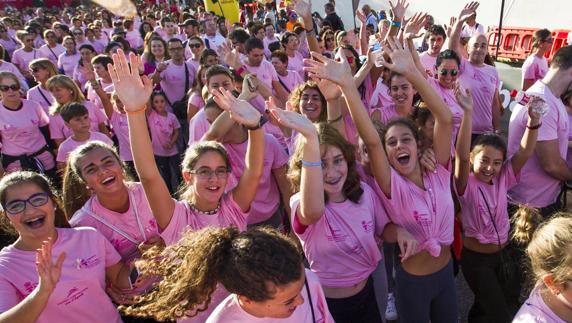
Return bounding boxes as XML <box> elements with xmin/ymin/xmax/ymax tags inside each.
<box><xmin>189</xmin><ymin>43</ymin><xmax>201</xmax><ymax>49</ymax></box>
<box><xmin>438</xmin><ymin>69</ymin><xmax>458</xmax><ymax>76</ymax></box>
<box><xmin>335</xmin><ymin>56</ymin><xmax>355</xmax><ymax>64</ymax></box>
<box><xmin>0</xmin><ymin>84</ymin><xmax>20</xmax><ymax>92</ymax></box>
<box><xmin>73</xmin><ymin>32</ymin><xmax>83</xmax><ymax>36</ymax></box>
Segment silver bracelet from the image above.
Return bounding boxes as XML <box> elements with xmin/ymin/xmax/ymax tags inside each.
<box><xmin>301</xmin><ymin>160</ymin><xmax>322</xmax><ymax>167</ymax></box>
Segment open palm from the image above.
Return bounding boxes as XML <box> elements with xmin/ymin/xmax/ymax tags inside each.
<box><xmin>380</xmin><ymin>37</ymin><xmax>417</xmax><ymax>76</ymax></box>
<box><xmin>304</xmin><ymin>52</ymin><xmax>353</xmax><ymax>86</ymax></box>
<box><xmin>108</xmin><ymin>50</ymin><xmax>153</xmax><ymax>112</ymax></box>
<box><xmin>36</xmin><ymin>238</ymin><xmax>65</xmax><ymax>295</ymax></box>
<box><xmin>269</xmin><ymin>108</ymin><xmax>316</xmax><ymax>137</ymax></box>
<box><xmin>213</xmin><ymin>88</ymin><xmax>261</xmax><ymax>128</ymax></box>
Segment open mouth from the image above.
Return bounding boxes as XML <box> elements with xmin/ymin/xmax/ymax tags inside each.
<box><xmin>396</xmin><ymin>152</ymin><xmax>411</xmax><ymax>165</ymax></box>
<box><xmin>24</xmin><ymin>215</ymin><xmax>46</xmax><ymax>229</ymax></box>
<box><xmin>100</xmin><ymin>175</ymin><xmax>116</xmax><ymax>186</ymax></box>
<box><xmin>205</xmin><ymin>185</ymin><xmax>221</xmax><ymax>192</ymax></box>
<box><xmin>324</xmin><ymin>177</ymin><xmax>342</xmax><ymax>186</ymax></box>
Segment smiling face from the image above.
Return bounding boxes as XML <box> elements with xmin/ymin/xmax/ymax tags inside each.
<box><xmin>50</xmin><ymin>85</ymin><xmax>73</xmax><ymax>105</ymax></box>
<box><xmin>436</xmin><ymin>58</ymin><xmax>459</xmax><ymax>89</ymax></box>
<box><xmin>77</xmin><ymin>147</ymin><xmax>126</xmax><ymax>194</ymax></box>
<box><xmin>3</xmin><ymin>183</ymin><xmax>56</xmax><ymax>242</ymax></box>
<box><xmin>321</xmin><ymin>145</ymin><xmax>348</xmax><ymax>202</ymax></box>
<box><xmin>471</xmin><ymin>145</ymin><xmax>504</xmax><ymax>184</ymax></box>
<box><xmin>185</xmin><ymin>151</ymin><xmax>229</xmax><ymax>205</ymax></box>
<box><xmin>0</xmin><ymin>77</ymin><xmax>21</xmax><ymax>103</ymax></box>
<box><xmin>468</xmin><ymin>34</ymin><xmax>488</xmax><ymax>66</ymax></box>
<box><xmin>150</xmin><ymin>40</ymin><xmax>165</xmax><ymax>58</ymax></box>
<box><xmin>390</xmin><ymin>74</ymin><xmax>416</xmax><ymax>111</ymax></box>
<box><xmin>428</xmin><ymin>34</ymin><xmax>444</xmax><ymax>56</ymax></box>
<box><xmin>384</xmin><ymin>124</ymin><xmax>419</xmax><ymax>176</ymax></box>
<box><xmin>297</xmin><ymin>88</ymin><xmax>323</xmax><ymax>122</ymax></box>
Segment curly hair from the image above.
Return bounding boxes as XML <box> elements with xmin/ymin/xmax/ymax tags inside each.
<box><xmin>288</xmin><ymin>122</ymin><xmax>363</xmax><ymax>204</ymax></box>
<box><xmin>120</xmin><ymin>226</ymin><xmax>303</xmax><ymax>321</ymax></box>
<box><xmin>288</xmin><ymin>81</ymin><xmax>327</xmax><ymax>123</ymax></box>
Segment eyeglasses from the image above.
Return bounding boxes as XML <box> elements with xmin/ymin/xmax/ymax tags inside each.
<box><xmin>73</xmin><ymin>32</ymin><xmax>83</xmax><ymax>36</ymax></box>
<box><xmin>0</xmin><ymin>84</ymin><xmax>20</xmax><ymax>92</ymax></box>
<box><xmin>189</xmin><ymin>43</ymin><xmax>201</xmax><ymax>49</ymax></box>
<box><xmin>438</xmin><ymin>69</ymin><xmax>458</xmax><ymax>76</ymax></box>
<box><xmin>169</xmin><ymin>47</ymin><xmax>184</xmax><ymax>51</ymax></box>
<box><xmin>189</xmin><ymin>167</ymin><xmax>230</xmax><ymax>180</ymax></box>
<box><xmin>3</xmin><ymin>192</ymin><xmax>50</xmax><ymax>215</ymax></box>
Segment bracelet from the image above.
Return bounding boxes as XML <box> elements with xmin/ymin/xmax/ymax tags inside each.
<box><xmin>245</xmin><ymin>115</ymin><xmax>268</xmax><ymax>131</ymax></box>
<box><xmin>391</xmin><ymin>20</ymin><xmax>402</xmax><ymax>28</ymax></box>
<box><xmin>236</xmin><ymin>65</ymin><xmax>247</xmax><ymax>76</ymax></box>
<box><xmin>526</xmin><ymin>122</ymin><xmax>542</xmax><ymax>130</ymax></box>
<box><xmin>327</xmin><ymin>114</ymin><xmax>343</xmax><ymax>123</ymax></box>
<box><xmin>305</xmin><ymin>27</ymin><xmax>315</xmax><ymax>34</ymax></box>
<box><xmin>301</xmin><ymin>160</ymin><xmax>322</xmax><ymax>167</ymax></box>
<box><xmin>126</xmin><ymin>108</ymin><xmax>147</xmax><ymax>116</ymax></box>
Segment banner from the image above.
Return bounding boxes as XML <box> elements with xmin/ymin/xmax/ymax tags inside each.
<box><xmin>204</xmin><ymin>0</ymin><xmax>240</xmax><ymax>24</ymax></box>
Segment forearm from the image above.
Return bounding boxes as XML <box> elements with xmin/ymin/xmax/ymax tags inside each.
<box><xmin>354</xmin><ymin>61</ymin><xmax>373</xmax><ymax>87</ymax></box>
<box><xmin>302</xmin><ymin>16</ymin><xmax>320</xmax><ymax>53</ymax></box>
<box><xmin>95</xmin><ymin>87</ymin><xmax>114</xmax><ymax>119</ymax></box>
<box><xmin>542</xmin><ymin>159</ymin><xmax>572</xmax><ymax>181</ymax></box>
<box><xmin>127</xmin><ymin>113</ymin><xmax>162</xmax><ymax>181</ymax></box>
<box><xmin>359</xmin><ymin>22</ymin><xmax>368</xmax><ymax>56</ymax></box>
<box><xmin>0</xmin><ymin>288</ymin><xmax>51</xmax><ymax>323</ymax></box>
<box><xmin>339</xmin><ymin>81</ymin><xmax>383</xmax><ymax>147</ymax></box>
<box><xmin>408</xmin><ymin>38</ymin><xmax>428</xmax><ymax>78</ymax></box>
<box><xmin>449</xmin><ymin>20</ymin><xmax>464</xmax><ymax>55</ymax></box>
<box><xmin>170</xmin><ymin>128</ymin><xmax>179</xmax><ymax>145</ymax></box>
<box><xmin>299</xmin><ymin>134</ymin><xmax>325</xmax><ymax>224</ymax></box>
<box><xmin>492</xmin><ymin>92</ymin><xmax>502</xmax><ymax>130</ymax></box>
<box><xmin>202</xmin><ymin>111</ymin><xmax>234</xmax><ymax>141</ymax></box>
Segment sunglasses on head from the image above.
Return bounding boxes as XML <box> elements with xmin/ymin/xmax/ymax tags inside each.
<box><xmin>189</xmin><ymin>43</ymin><xmax>201</xmax><ymax>48</ymax></box>
<box><xmin>0</xmin><ymin>84</ymin><xmax>20</xmax><ymax>92</ymax></box>
<box><xmin>439</xmin><ymin>69</ymin><xmax>458</xmax><ymax>76</ymax></box>
<box><xmin>335</xmin><ymin>56</ymin><xmax>355</xmax><ymax>64</ymax></box>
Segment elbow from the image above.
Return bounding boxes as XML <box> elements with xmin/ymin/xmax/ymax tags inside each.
<box><xmin>299</xmin><ymin>206</ymin><xmax>324</xmax><ymax>225</ymax></box>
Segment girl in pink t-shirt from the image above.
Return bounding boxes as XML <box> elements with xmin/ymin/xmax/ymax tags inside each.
<box><xmin>122</xmin><ymin>226</ymin><xmax>334</xmax><ymax>323</ymax></box>
<box><xmin>454</xmin><ymin>83</ymin><xmax>540</xmax><ymax>322</ymax></box>
<box><xmin>27</xmin><ymin>58</ymin><xmax>58</xmax><ymax>114</ymax></box>
<box><xmin>0</xmin><ymin>171</ymin><xmax>133</xmax><ymax>323</ymax></box>
<box><xmin>268</xmin><ymin>107</ymin><xmax>416</xmax><ymax>323</ymax></box>
<box><xmin>186</xmin><ymin>64</ymin><xmax>207</xmax><ymax>122</ymax></box>
<box><xmin>109</xmin><ymin>51</ymin><xmax>265</xmax><ymax>321</ymax></box>
<box><xmin>521</xmin><ymin>29</ymin><xmax>552</xmax><ymax>91</ymax></box>
<box><xmin>148</xmin><ymin>91</ymin><xmax>181</xmax><ymax>194</ymax></box>
<box><xmin>513</xmin><ymin>215</ymin><xmax>572</xmax><ymax>323</ymax></box>
<box><xmin>304</xmin><ymin>40</ymin><xmax>458</xmax><ymax>322</ymax></box>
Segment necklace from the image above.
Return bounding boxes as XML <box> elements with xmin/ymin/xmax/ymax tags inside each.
<box><xmin>189</xmin><ymin>202</ymin><xmax>221</xmax><ymax>215</ymax></box>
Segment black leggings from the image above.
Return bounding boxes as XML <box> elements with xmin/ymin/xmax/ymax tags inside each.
<box><xmin>461</xmin><ymin>248</ymin><xmax>512</xmax><ymax>323</ymax></box>
<box><xmin>326</xmin><ymin>277</ymin><xmax>382</xmax><ymax>323</ymax></box>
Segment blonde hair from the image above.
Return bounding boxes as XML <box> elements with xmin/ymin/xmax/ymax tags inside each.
<box><xmin>0</xmin><ymin>71</ymin><xmax>20</xmax><ymax>87</ymax></box>
<box><xmin>511</xmin><ymin>205</ymin><xmax>543</xmax><ymax>246</ymax></box>
<box><xmin>527</xmin><ymin>213</ymin><xmax>572</xmax><ymax>286</ymax></box>
<box><xmin>29</xmin><ymin>58</ymin><xmax>58</xmax><ymax>78</ymax></box>
<box><xmin>46</xmin><ymin>75</ymin><xmax>86</xmax><ymax>115</ymax></box>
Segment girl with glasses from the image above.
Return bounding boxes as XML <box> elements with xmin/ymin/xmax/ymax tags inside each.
<box><xmin>0</xmin><ymin>171</ymin><xmax>134</xmax><ymax>322</ymax></box>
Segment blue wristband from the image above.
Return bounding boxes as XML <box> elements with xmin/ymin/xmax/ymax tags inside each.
<box><xmin>391</xmin><ymin>20</ymin><xmax>401</xmax><ymax>28</ymax></box>
<box><xmin>301</xmin><ymin>160</ymin><xmax>322</xmax><ymax>167</ymax></box>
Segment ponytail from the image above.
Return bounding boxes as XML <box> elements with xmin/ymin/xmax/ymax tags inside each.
<box><xmin>511</xmin><ymin>205</ymin><xmax>543</xmax><ymax>246</ymax></box>
<box><xmin>62</xmin><ymin>164</ymin><xmax>92</xmax><ymax>220</ymax></box>
<box><xmin>121</xmin><ymin>226</ymin><xmax>303</xmax><ymax>321</ymax></box>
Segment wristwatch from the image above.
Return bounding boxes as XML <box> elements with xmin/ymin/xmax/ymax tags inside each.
<box><xmin>245</xmin><ymin>115</ymin><xmax>268</xmax><ymax>131</ymax></box>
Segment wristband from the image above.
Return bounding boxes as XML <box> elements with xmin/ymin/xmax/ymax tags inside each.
<box><xmin>236</xmin><ymin>65</ymin><xmax>247</xmax><ymax>76</ymax></box>
<box><xmin>391</xmin><ymin>20</ymin><xmax>402</xmax><ymax>28</ymax></box>
<box><xmin>327</xmin><ymin>114</ymin><xmax>343</xmax><ymax>123</ymax></box>
<box><xmin>301</xmin><ymin>160</ymin><xmax>322</xmax><ymax>167</ymax></box>
<box><xmin>245</xmin><ymin>115</ymin><xmax>268</xmax><ymax>131</ymax></box>
<box><xmin>526</xmin><ymin>122</ymin><xmax>542</xmax><ymax>130</ymax></box>
<box><xmin>126</xmin><ymin>108</ymin><xmax>147</xmax><ymax>116</ymax></box>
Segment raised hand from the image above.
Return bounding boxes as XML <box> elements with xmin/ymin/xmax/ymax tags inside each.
<box><xmin>379</xmin><ymin>37</ymin><xmax>417</xmax><ymax>77</ymax></box>
<box><xmin>156</xmin><ymin>61</ymin><xmax>169</xmax><ymax>73</ymax></box>
<box><xmin>219</xmin><ymin>41</ymin><xmax>241</xmax><ymax>69</ymax></box>
<box><xmin>268</xmin><ymin>108</ymin><xmax>317</xmax><ymax>138</ymax></box>
<box><xmin>213</xmin><ymin>88</ymin><xmax>262</xmax><ymax>128</ymax></box>
<box><xmin>403</xmin><ymin>12</ymin><xmax>429</xmax><ymax>40</ymax></box>
<box><xmin>36</xmin><ymin>238</ymin><xmax>66</xmax><ymax>295</ymax></box>
<box><xmin>303</xmin><ymin>51</ymin><xmax>353</xmax><ymax>86</ymax></box>
<box><xmin>389</xmin><ymin>0</ymin><xmax>409</xmax><ymax>20</ymax></box>
<box><xmin>79</xmin><ymin>63</ymin><xmax>96</xmax><ymax>81</ymax></box>
<box><xmin>313</xmin><ymin>76</ymin><xmax>342</xmax><ymax>101</ymax></box>
<box><xmin>239</xmin><ymin>74</ymin><xmax>258</xmax><ymax>101</ymax></box>
<box><xmin>443</xmin><ymin>17</ymin><xmax>457</xmax><ymax>38</ymax></box>
<box><xmin>459</xmin><ymin>1</ymin><xmax>479</xmax><ymax>22</ymax></box>
<box><xmin>356</xmin><ymin>9</ymin><xmax>366</xmax><ymax>24</ymax></box>
<box><xmin>108</xmin><ymin>50</ymin><xmax>154</xmax><ymax>112</ymax></box>
<box><xmin>292</xmin><ymin>0</ymin><xmax>312</xmax><ymax>20</ymax></box>
<box><xmin>454</xmin><ymin>82</ymin><xmax>473</xmax><ymax>112</ymax></box>
<box><xmin>526</xmin><ymin>96</ymin><xmax>543</xmax><ymax>122</ymax></box>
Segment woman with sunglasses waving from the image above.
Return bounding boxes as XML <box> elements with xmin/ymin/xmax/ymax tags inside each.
<box><xmin>304</xmin><ymin>37</ymin><xmax>458</xmax><ymax>322</ymax></box>
<box><xmin>0</xmin><ymin>171</ymin><xmax>133</xmax><ymax>323</ymax></box>
<box><xmin>0</xmin><ymin>72</ymin><xmax>56</xmax><ymax>179</ymax></box>
<box><xmin>108</xmin><ymin>50</ymin><xmax>265</xmax><ymax>321</ymax></box>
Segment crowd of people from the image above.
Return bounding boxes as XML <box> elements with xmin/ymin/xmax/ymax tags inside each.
<box><xmin>0</xmin><ymin>0</ymin><xmax>572</xmax><ymax>322</ymax></box>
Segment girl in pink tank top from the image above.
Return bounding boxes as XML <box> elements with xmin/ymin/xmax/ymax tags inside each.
<box><xmin>304</xmin><ymin>37</ymin><xmax>458</xmax><ymax>322</ymax></box>
<box><xmin>454</xmin><ymin>83</ymin><xmax>540</xmax><ymax>322</ymax></box>
<box><xmin>0</xmin><ymin>171</ymin><xmax>133</xmax><ymax>323</ymax></box>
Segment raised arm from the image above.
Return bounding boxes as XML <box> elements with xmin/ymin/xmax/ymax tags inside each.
<box><xmin>510</xmin><ymin>98</ymin><xmax>541</xmax><ymax>174</ymax></box>
<box><xmin>454</xmin><ymin>85</ymin><xmax>474</xmax><ymax>195</ymax></box>
<box><xmin>293</xmin><ymin>0</ymin><xmax>320</xmax><ymax>54</ymax></box>
<box><xmin>385</xmin><ymin>0</ymin><xmax>409</xmax><ymax>42</ymax></box>
<box><xmin>304</xmin><ymin>51</ymin><xmax>392</xmax><ymax>196</ymax></box>
<box><xmin>212</xmin><ymin>89</ymin><xmax>265</xmax><ymax>213</ymax></box>
<box><xmin>269</xmin><ymin>108</ymin><xmax>324</xmax><ymax>226</ymax></box>
<box><xmin>108</xmin><ymin>50</ymin><xmax>174</xmax><ymax>231</ymax></box>
<box><xmin>449</xmin><ymin>2</ymin><xmax>479</xmax><ymax>58</ymax></box>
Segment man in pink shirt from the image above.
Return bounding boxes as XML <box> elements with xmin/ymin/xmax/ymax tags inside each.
<box><xmin>508</xmin><ymin>45</ymin><xmax>572</xmax><ymax>216</ymax></box>
<box><xmin>418</xmin><ymin>25</ymin><xmax>447</xmax><ymax>77</ymax></box>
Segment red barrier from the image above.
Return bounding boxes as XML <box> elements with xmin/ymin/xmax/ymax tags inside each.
<box><xmin>487</xmin><ymin>27</ymin><xmax>570</xmax><ymax>63</ymax></box>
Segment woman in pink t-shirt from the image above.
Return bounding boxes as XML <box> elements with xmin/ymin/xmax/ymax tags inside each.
<box><xmin>513</xmin><ymin>215</ymin><xmax>572</xmax><ymax>323</ymax></box>
<box><xmin>122</xmin><ymin>226</ymin><xmax>334</xmax><ymax>322</ymax></box>
<box><xmin>0</xmin><ymin>171</ymin><xmax>133</xmax><ymax>323</ymax></box>
<box><xmin>0</xmin><ymin>72</ymin><xmax>56</xmax><ymax>178</ymax></box>
<box><xmin>141</xmin><ymin>37</ymin><xmax>169</xmax><ymax>77</ymax></box>
<box><xmin>268</xmin><ymin>107</ymin><xmax>415</xmax><ymax>322</ymax></box>
<box><xmin>46</xmin><ymin>74</ymin><xmax>110</xmax><ymax>147</ymax></box>
<box><xmin>27</xmin><ymin>58</ymin><xmax>57</xmax><ymax>114</ymax></box>
<box><xmin>454</xmin><ymin>83</ymin><xmax>540</xmax><ymax>322</ymax></box>
<box><xmin>11</xmin><ymin>31</ymin><xmax>43</xmax><ymax>85</ymax></box>
<box><xmin>186</xmin><ymin>64</ymin><xmax>207</xmax><ymax>122</ymax></box>
<box><xmin>57</xmin><ymin>36</ymin><xmax>81</xmax><ymax>77</ymax></box>
<box><xmin>305</xmin><ymin>39</ymin><xmax>458</xmax><ymax>322</ymax></box>
<box><xmin>72</xmin><ymin>44</ymin><xmax>97</xmax><ymax>90</ymax></box>
<box><xmin>521</xmin><ymin>29</ymin><xmax>552</xmax><ymax>91</ymax></box>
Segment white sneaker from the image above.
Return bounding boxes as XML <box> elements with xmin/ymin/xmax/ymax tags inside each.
<box><xmin>385</xmin><ymin>292</ymin><xmax>398</xmax><ymax>321</ymax></box>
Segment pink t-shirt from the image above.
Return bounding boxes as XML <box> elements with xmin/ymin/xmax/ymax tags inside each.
<box><xmin>287</xmin><ymin>51</ymin><xmax>305</xmax><ymax>79</ymax></box>
<box><xmin>148</xmin><ymin>110</ymin><xmax>181</xmax><ymax>157</ymax></box>
<box><xmin>276</xmin><ymin>70</ymin><xmax>304</xmax><ymax>93</ymax></box>
<box><xmin>49</xmin><ymin>101</ymin><xmax>108</xmax><ymax>140</ymax></box>
<box><xmin>507</xmin><ymin>81</ymin><xmax>569</xmax><ymax>208</ymax></box>
<box><xmin>110</xmin><ymin>111</ymin><xmax>133</xmax><ymax>161</ymax></box>
<box><xmin>11</xmin><ymin>48</ymin><xmax>43</xmax><ymax>72</ymax></box>
<box><xmin>0</xmin><ymin>227</ymin><xmax>122</xmax><ymax>323</ymax></box>
<box><xmin>39</xmin><ymin>44</ymin><xmax>66</xmax><ymax>64</ymax></box>
<box><xmin>245</xmin><ymin>59</ymin><xmax>278</xmax><ymax>92</ymax></box>
<box><xmin>206</xmin><ymin>269</ymin><xmax>335</xmax><ymax>323</ymax></box>
<box><xmin>159</xmin><ymin>60</ymin><xmax>196</xmax><ymax>112</ymax></box>
<box><xmin>263</xmin><ymin>36</ymin><xmax>279</xmax><ymax>58</ymax></box>
<box><xmin>58</xmin><ymin>52</ymin><xmax>81</xmax><ymax>77</ymax></box>
<box><xmin>290</xmin><ymin>183</ymin><xmax>389</xmax><ymax>287</ymax></box>
<box><xmin>0</xmin><ymin>99</ymin><xmax>49</xmax><ymax>156</ymax></box>
<box><xmin>0</xmin><ymin>38</ymin><xmax>20</xmax><ymax>57</ymax></box>
<box><xmin>460</xmin><ymin>59</ymin><xmax>500</xmax><ymax>134</ymax></box>
<box><xmin>188</xmin><ymin>92</ymin><xmax>204</xmax><ymax>110</ymax></box>
<box><xmin>224</xmin><ymin>134</ymin><xmax>289</xmax><ymax>224</ymax></box>
<box><xmin>27</xmin><ymin>85</ymin><xmax>55</xmax><ymax>114</ymax></box>
<box><xmin>457</xmin><ymin>162</ymin><xmax>519</xmax><ymax>245</ymax></box>
<box><xmin>419</xmin><ymin>52</ymin><xmax>438</xmax><ymax>77</ymax></box>
<box><xmin>56</xmin><ymin>131</ymin><xmax>113</xmax><ymax>162</ymax></box>
<box><xmin>522</xmin><ymin>55</ymin><xmax>549</xmax><ymax>86</ymax></box>
<box><xmin>428</xmin><ymin>77</ymin><xmax>464</xmax><ymax>146</ymax></box>
<box><xmin>567</xmin><ymin>114</ymin><xmax>572</xmax><ymax>169</ymax></box>
<box><xmin>378</xmin><ymin>104</ymin><xmax>401</xmax><ymax>124</ymax></box>
<box><xmin>513</xmin><ymin>286</ymin><xmax>566</xmax><ymax>323</ymax></box>
<box><xmin>188</xmin><ymin>109</ymin><xmax>210</xmax><ymax>145</ymax></box>
<box><xmin>0</xmin><ymin>60</ymin><xmax>26</xmax><ymax>83</ymax></box>
<box><xmin>381</xmin><ymin>165</ymin><xmax>454</xmax><ymax>257</ymax></box>
<box><xmin>369</xmin><ymin>79</ymin><xmax>393</xmax><ymax>111</ymax></box>
<box><xmin>160</xmin><ymin>193</ymin><xmax>247</xmax><ymax>246</ymax></box>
